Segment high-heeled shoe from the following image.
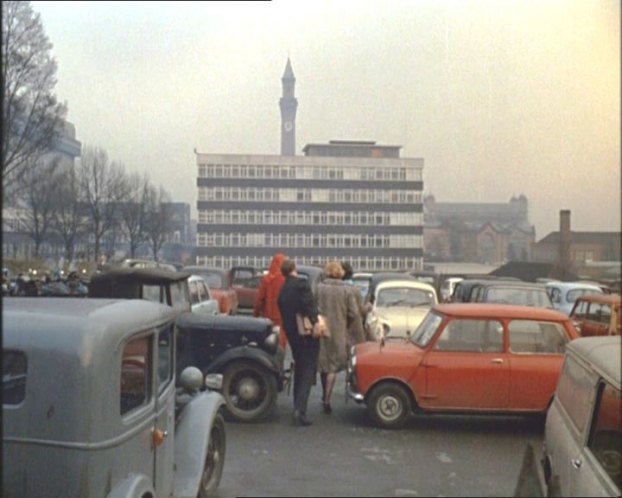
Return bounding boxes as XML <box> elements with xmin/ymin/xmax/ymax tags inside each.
<box><xmin>293</xmin><ymin>410</ymin><xmax>313</xmax><ymax>426</ymax></box>
<box><xmin>323</xmin><ymin>402</ymin><xmax>332</xmax><ymax>414</ymax></box>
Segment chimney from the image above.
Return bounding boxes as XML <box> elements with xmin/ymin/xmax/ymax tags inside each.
<box><xmin>559</xmin><ymin>210</ymin><xmax>572</xmax><ymax>278</ymax></box>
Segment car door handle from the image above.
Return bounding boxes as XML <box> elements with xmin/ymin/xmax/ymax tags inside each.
<box><xmin>571</xmin><ymin>458</ymin><xmax>582</xmax><ymax>469</ymax></box>
<box><xmin>490</xmin><ymin>358</ymin><xmax>504</xmax><ymax>364</ymax></box>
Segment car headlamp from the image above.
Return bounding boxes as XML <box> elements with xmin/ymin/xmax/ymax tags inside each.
<box><xmin>264</xmin><ymin>327</ymin><xmax>279</xmax><ymax>353</ymax></box>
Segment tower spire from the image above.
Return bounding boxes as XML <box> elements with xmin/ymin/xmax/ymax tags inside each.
<box><xmin>279</xmin><ymin>57</ymin><xmax>298</xmax><ymax>156</ymax></box>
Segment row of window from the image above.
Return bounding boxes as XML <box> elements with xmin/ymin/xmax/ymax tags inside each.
<box><xmin>198</xmin><ymin>209</ymin><xmax>423</xmax><ymax>226</ymax></box>
<box><xmin>198</xmin><ymin>164</ymin><xmax>422</xmax><ymax>181</ymax></box>
<box><xmin>196</xmin><ymin>255</ymin><xmax>423</xmax><ymax>272</ymax></box>
<box><xmin>199</xmin><ymin>187</ymin><xmax>422</xmax><ymax>204</ymax></box>
<box><xmin>197</xmin><ymin>233</ymin><xmax>423</xmax><ymax>249</ymax></box>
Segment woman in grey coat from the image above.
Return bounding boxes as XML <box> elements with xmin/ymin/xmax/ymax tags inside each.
<box><xmin>317</xmin><ymin>261</ymin><xmax>364</xmax><ymax>414</ymax></box>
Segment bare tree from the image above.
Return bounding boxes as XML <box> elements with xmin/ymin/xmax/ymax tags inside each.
<box><xmin>16</xmin><ymin>158</ymin><xmax>62</xmax><ymax>259</ymax></box>
<box><xmin>144</xmin><ymin>185</ymin><xmax>173</xmax><ymax>262</ymax></box>
<box><xmin>2</xmin><ymin>0</ymin><xmax>67</xmax><ymax>196</ymax></box>
<box><xmin>77</xmin><ymin>146</ymin><xmax>129</xmax><ymax>263</ymax></box>
<box><xmin>119</xmin><ymin>172</ymin><xmax>150</xmax><ymax>258</ymax></box>
<box><xmin>53</xmin><ymin>164</ymin><xmax>85</xmax><ymax>264</ymax></box>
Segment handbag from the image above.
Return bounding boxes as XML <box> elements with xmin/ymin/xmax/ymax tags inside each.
<box><xmin>296</xmin><ymin>313</ymin><xmax>313</xmax><ymax>336</ymax></box>
<box><xmin>296</xmin><ymin>314</ymin><xmax>331</xmax><ymax>338</ymax></box>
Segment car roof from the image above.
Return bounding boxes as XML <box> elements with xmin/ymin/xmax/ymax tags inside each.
<box><xmin>434</xmin><ymin>303</ymin><xmax>569</xmax><ymax>321</ymax></box>
<box><xmin>3</xmin><ymin>297</ymin><xmax>177</xmax><ymax>349</ymax></box>
<box><xmin>90</xmin><ymin>267</ymin><xmax>191</xmax><ymax>284</ymax></box>
<box><xmin>545</xmin><ymin>281</ymin><xmax>604</xmax><ymax>291</ymax></box>
<box><xmin>184</xmin><ymin>266</ymin><xmax>227</xmax><ymax>275</ymax></box>
<box><xmin>376</xmin><ymin>279</ymin><xmax>437</xmax><ymax>293</ymax></box>
<box><xmin>477</xmin><ymin>280</ymin><xmax>546</xmax><ymax>289</ymax></box>
<box><xmin>567</xmin><ymin>336</ymin><xmax>621</xmax><ymax>387</ymax></box>
<box><xmin>573</xmin><ymin>293</ymin><xmax>621</xmax><ymax>306</ymax></box>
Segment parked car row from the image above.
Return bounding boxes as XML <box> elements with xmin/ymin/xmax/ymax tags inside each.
<box><xmin>4</xmin><ymin>261</ymin><xmax>620</xmax><ymax>497</ymax></box>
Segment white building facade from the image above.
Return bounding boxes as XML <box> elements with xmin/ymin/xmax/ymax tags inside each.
<box><xmin>196</xmin><ymin>141</ymin><xmax>425</xmax><ymax>271</ymax></box>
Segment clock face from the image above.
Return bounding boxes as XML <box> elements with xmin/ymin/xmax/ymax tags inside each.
<box><xmin>283</xmin><ymin>121</ymin><xmax>293</xmax><ymax>132</ymax></box>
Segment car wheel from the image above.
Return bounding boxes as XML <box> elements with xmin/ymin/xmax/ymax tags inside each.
<box><xmin>222</xmin><ymin>360</ymin><xmax>277</xmax><ymax>422</ymax></box>
<box><xmin>198</xmin><ymin>413</ymin><xmax>226</xmax><ymax>498</ymax></box>
<box><xmin>367</xmin><ymin>383</ymin><xmax>411</xmax><ymax>429</ymax></box>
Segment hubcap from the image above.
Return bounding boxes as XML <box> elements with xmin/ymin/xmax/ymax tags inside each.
<box><xmin>237</xmin><ymin>377</ymin><xmax>260</xmax><ymax>401</ymax></box>
<box><xmin>379</xmin><ymin>395</ymin><xmax>402</xmax><ymax>420</ymax></box>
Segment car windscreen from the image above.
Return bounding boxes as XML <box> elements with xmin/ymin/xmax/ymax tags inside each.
<box><xmin>377</xmin><ymin>287</ymin><xmax>434</xmax><ymax>307</ymax></box>
<box><xmin>411</xmin><ymin>311</ymin><xmax>443</xmax><ymax>347</ymax></box>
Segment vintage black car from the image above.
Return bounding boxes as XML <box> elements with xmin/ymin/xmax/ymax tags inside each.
<box><xmin>176</xmin><ymin>313</ymin><xmax>285</xmax><ymax>422</ymax></box>
<box><xmin>88</xmin><ymin>267</ymin><xmax>285</xmax><ymax>422</ymax></box>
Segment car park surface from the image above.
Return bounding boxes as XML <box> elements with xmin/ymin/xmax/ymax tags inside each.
<box><xmin>540</xmin><ymin>336</ymin><xmax>621</xmax><ymax>497</ymax></box>
<box><xmin>184</xmin><ymin>266</ymin><xmax>239</xmax><ymax>315</ymax></box>
<box><xmin>546</xmin><ymin>281</ymin><xmax>604</xmax><ymax>315</ymax></box>
<box><xmin>569</xmin><ymin>293</ymin><xmax>621</xmax><ymax>337</ymax></box>
<box><xmin>2</xmin><ymin>298</ymin><xmax>226</xmax><ymax>498</ymax></box>
<box><xmin>348</xmin><ymin>303</ymin><xmax>579</xmax><ymax>429</ymax></box>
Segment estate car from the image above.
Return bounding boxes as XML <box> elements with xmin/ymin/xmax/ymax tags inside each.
<box><xmin>542</xmin><ymin>336</ymin><xmax>621</xmax><ymax>496</ymax></box>
<box><xmin>347</xmin><ymin>303</ymin><xmax>579</xmax><ymax>429</ymax></box>
<box><xmin>569</xmin><ymin>293</ymin><xmax>621</xmax><ymax>337</ymax></box>
<box><xmin>3</xmin><ymin>298</ymin><xmax>226</xmax><ymax>498</ymax></box>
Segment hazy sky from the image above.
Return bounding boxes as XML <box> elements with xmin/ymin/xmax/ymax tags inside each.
<box><xmin>32</xmin><ymin>0</ymin><xmax>620</xmax><ymax>239</ymax></box>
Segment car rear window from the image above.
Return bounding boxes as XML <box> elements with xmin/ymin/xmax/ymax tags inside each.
<box><xmin>3</xmin><ymin>350</ymin><xmax>27</xmax><ymax>405</ymax></box>
<box><xmin>486</xmin><ymin>287</ymin><xmax>552</xmax><ymax>307</ymax></box>
<box><xmin>508</xmin><ymin>320</ymin><xmax>569</xmax><ymax>354</ymax></box>
<box><xmin>121</xmin><ymin>336</ymin><xmax>151</xmax><ymax>415</ymax></box>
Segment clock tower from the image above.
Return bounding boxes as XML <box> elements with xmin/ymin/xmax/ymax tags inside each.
<box><xmin>279</xmin><ymin>57</ymin><xmax>298</xmax><ymax>156</ymax></box>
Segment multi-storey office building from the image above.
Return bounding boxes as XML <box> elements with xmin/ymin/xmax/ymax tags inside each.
<box><xmin>195</xmin><ymin>140</ymin><xmax>424</xmax><ymax>271</ymax></box>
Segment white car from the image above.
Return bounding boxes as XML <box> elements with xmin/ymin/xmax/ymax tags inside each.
<box><xmin>546</xmin><ymin>281</ymin><xmax>604</xmax><ymax>315</ymax></box>
<box><xmin>365</xmin><ymin>279</ymin><xmax>438</xmax><ymax>340</ymax></box>
<box><xmin>188</xmin><ymin>274</ymin><xmax>220</xmax><ymax>315</ymax></box>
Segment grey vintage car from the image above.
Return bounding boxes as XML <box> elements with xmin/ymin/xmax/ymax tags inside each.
<box><xmin>3</xmin><ymin>298</ymin><xmax>226</xmax><ymax>498</ymax></box>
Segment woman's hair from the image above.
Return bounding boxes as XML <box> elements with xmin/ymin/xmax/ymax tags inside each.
<box><xmin>324</xmin><ymin>261</ymin><xmax>345</xmax><ymax>279</ymax></box>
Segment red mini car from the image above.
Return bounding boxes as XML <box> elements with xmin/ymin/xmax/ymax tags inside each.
<box><xmin>347</xmin><ymin>303</ymin><xmax>579</xmax><ymax>429</ymax></box>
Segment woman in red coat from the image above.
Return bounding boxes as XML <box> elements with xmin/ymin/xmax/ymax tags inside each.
<box><xmin>253</xmin><ymin>253</ymin><xmax>288</xmax><ymax>349</ymax></box>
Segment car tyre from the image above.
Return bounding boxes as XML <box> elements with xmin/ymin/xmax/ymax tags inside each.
<box><xmin>198</xmin><ymin>413</ymin><xmax>226</xmax><ymax>498</ymax></box>
<box><xmin>222</xmin><ymin>360</ymin><xmax>277</xmax><ymax>422</ymax></box>
<box><xmin>367</xmin><ymin>383</ymin><xmax>411</xmax><ymax>429</ymax></box>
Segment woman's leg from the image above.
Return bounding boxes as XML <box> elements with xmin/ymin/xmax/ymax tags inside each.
<box><xmin>323</xmin><ymin>372</ymin><xmax>337</xmax><ymax>413</ymax></box>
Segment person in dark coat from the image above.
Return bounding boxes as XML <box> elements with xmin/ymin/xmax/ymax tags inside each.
<box><xmin>277</xmin><ymin>259</ymin><xmax>320</xmax><ymax>426</ymax></box>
